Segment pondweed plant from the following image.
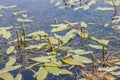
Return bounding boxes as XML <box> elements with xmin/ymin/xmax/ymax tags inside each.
<box><xmin>0</xmin><ymin>0</ymin><xmax>120</xmax><ymax>80</ymax></box>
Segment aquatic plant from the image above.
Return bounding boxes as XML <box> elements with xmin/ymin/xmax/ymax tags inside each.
<box><xmin>0</xmin><ymin>0</ymin><xmax>120</xmax><ymax>80</ymax></box>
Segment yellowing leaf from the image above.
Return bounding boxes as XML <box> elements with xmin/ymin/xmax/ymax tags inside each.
<box><xmin>0</xmin><ymin>72</ymin><xmax>14</xmax><ymax>80</ymax></box>
<box><xmin>6</xmin><ymin>46</ymin><xmax>15</xmax><ymax>54</ymax></box>
<box><xmin>59</xmin><ymin>69</ymin><xmax>72</xmax><ymax>75</ymax></box>
<box><xmin>0</xmin><ymin>65</ymin><xmax>21</xmax><ymax>74</ymax></box>
<box><xmin>27</xmin><ymin>30</ymin><xmax>48</xmax><ymax>37</ymax></box>
<box><xmin>89</xmin><ymin>44</ymin><xmax>107</xmax><ymax>50</ymax></box>
<box><xmin>30</xmin><ymin>56</ymin><xmax>50</xmax><ymax>62</ymax></box>
<box><xmin>88</xmin><ymin>36</ymin><xmax>109</xmax><ymax>45</ymax></box>
<box><xmin>36</xmin><ymin>67</ymin><xmax>48</xmax><ymax>80</ymax></box>
<box><xmin>15</xmin><ymin>74</ymin><xmax>22</xmax><ymax>80</ymax></box>
<box><xmin>72</xmin><ymin>55</ymin><xmax>92</xmax><ymax>63</ymax></box>
<box><xmin>80</xmin><ymin>22</ymin><xmax>87</xmax><ymax>27</ymax></box>
<box><xmin>25</xmin><ymin>43</ymin><xmax>48</xmax><ymax>50</ymax></box>
<box><xmin>68</xmin><ymin>49</ymin><xmax>92</xmax><ymax>55</ymax></box>
<box><xmin>6</xmin><ymin>57</ymin><xmax>16</xmax><ymax>68</ymax></box>
<box><xmin>62</xmin><ymin>58</ymin><xmax>84</xmax><ymax>66</ymax></box>
<box><xmin>45</xmin><ymin>66</ymin><xmax>60</xmax><ymax>75</ymax></box>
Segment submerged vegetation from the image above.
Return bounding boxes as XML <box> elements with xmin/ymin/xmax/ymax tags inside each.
<box><xmin>0</xmin><ymin>0</ymin><xmax>120</xmax><ymax>80</ymax></box>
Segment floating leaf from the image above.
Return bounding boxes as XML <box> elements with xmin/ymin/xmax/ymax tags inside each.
<box><xmin>6</xmin><ymin>46</ymin><xmax>15</xmax><ymax>54</ymax></box>
<box><xmin>30</xmin><ymin>56</ymin><xmax>50</xmax><ymax>63</ymax></box>
<box><xmin>62</xmin><ymin>29</ymin><xmax>76</xmax><ymax>44</ymax></box>
<box><xmin>27</xmin><ymin>30</ymin><xmax>48</xmax><ymax>37</ymax></box>
<box><xmin>62</xmin><ymin>57</ymin><xmax>84</xmax><ymax>66</ymax></box>
<box><xmin>51</xmin><ymin>26</ymin><xmax>68</xmax><ymax>32</ymax></box>
<box><xmin>78</xmin><ymin>30</ymin><xmax>88</xmax><ymax>38</ymax></box>
<box><xmin>72</xmin><ymin>55</ymin><xmax>92</xmax><ymax>63</ymax></box>
<box><xmin>112</xmin><ymin>25</ymin><xmax>120</xmax><ymax>30</ymax></box>
<box><xmin>88</xmin><ymin>36</ymin><xmax>109</xmax><ymax>45</ymax></box>
<box><xmin>55</xmin><ymin>1</ymin><xmax>62</xmax><ymax>6</ymax></box>
<box><xmin>68</xmin><ymin>49</ymin><xmax>92</xmax><ymax>55</ymax></box>
<box><xmin>15</xmin><ymin>74</ymin><xmax>22</xmax><ymax>80</ymax></box>
<box><xmin>25</xmin><ymin>43</ymin><xmax>48</xmax><ymax>50</ymax></box>
<box><xmin>12</xmin><ymin>11</ymin><xmax>27</xmax><ymax>15</ymax></box>
<box><xmin>88</xmin><ymin>44</ymin><xmax>107</xmax><ymax>50</ymax></box>
<box><xmin>17</xmin><ymin>18</ymin><xmax>33</xmax><ymax>22</ymax></box>
<box><xmin>80</xmin><ymin>22</ymin><xmax>87</xmax><ymax>27</ymax></box>
<box><xmin>2</xmin><ymin>30</ymin><xmax>11</xmax><ymax>39</ymax></box>
<box><xmin>98</xmin><ymin>66</ymin><xmax>119</xmax><ymax>72</ymax></box>
<box><xmin>0</xmin><ymin>72</ymin><xmax>14</xmax><ymax>80</ymax></box>
<box><xmin>83</xmin><ymin>5</ymin><xmax>90</xmax><ymax>10</ymax></box>
<box><xmin>96</xmin><ymin>7</ymin><xmax>114</xmax><ymax>11</ymax></box>
<box><xmin>0</xmin><ymin>65</ymin><xmax>21</xmax><ymax>74</ymax></box>
<box><xmin>6</xmin><ymin>57</ymin><xmax>16</xmax><ymax>68</ymax></box>
<box><xmin>0</xmin><ymin>26</ymin><xmax>13</xmax><ymax>30</ymax></box>
<box><xmin>45</xmin><ymin>66</ymin><xmax>59</xmax><ymax>75</ymax></box>
<box><xmin>22</xmin><ymin>13</ymin><xmax>27</xmax><ymax>18</ymax></box>
<box><xmin>54</xmin><ymin>33</ymin><xmax>62</xmax><ymax>40</ymax></box>
<box><xmin>111</xmin><ymin>71</ymin><xmax>120</xmax><ymax>76</ymax></box>
<box><xmin>59</xmin><ymin>69</ymin><xmax>72</xmax><ymax>75</ymax></box>
<box><xmin>36</xmin><ymin>67</ymin><xmax>48</xmax><ymax>80</ymax></box>
<box><xmin>115</xmin><ymin>62</ymin><xmax>120</xmax><ymax>65</ymax></box>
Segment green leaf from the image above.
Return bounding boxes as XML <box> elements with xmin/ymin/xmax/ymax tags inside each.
<box><xmin>68</xmin><ymin>49</ymin><xmax>92</xmax><ymax>55</ymax></box>
<box><xmin>98</xmin><ymin>66</ymin><xmax>119</xmax><ymax>72</ymax></box>
<box><xmin>6</xmin><ymin>46</ymin><xmax>15</xmax><ymax>54</ymax></box>
<box><xmin>12</xmin><ymin>11</ymin><xmax>27</xmax><ymax>16</ymax></box>
<box><xmin>78</xmin><ymin>30</ymin><xmax>88</xmax><ymax>38</ymax></box>
<box><xmin>0</xmin><ymin>26</ymin><xmax>13</xmax><ymax>30</ymax></box>
<box><xmin>80</xmin><ymin>22</ymin><xmax>87</xmax><ymax>27</ymax></box>
<box><xmin>88</xmin><ymin>36</ymin><xmax>109</xmax><ymax>45</ymax></box>
<box><xmin>25</xmin><ymin>43</ymin><xmax>48</xmax><ymax>50</ymax></box>
<box><xmin>36</xmin><ymin>67</ymin><xmax>48</xmax><ymax>80</ymax></box>
<box><xmin>111</xmin><ymin>71</ymin><xmax>120</xmax><ymax>76</ymax></box>
<box><xmin>59</xmin><ymin>69</ymin><xmax>72</xmax><ymax>75</ymax></box>
<box><xmin>96</xmin><ymin>7</ymin><xmax>114</xmax><ymax>11</ymax></box>
<box><xmin>62</xmin><ymin>57</ymin><xmax>84</xmax><ymax>66</ymax></box>
<box><xmin>83</xmin><ymin>5</ymin><xmax>90</xmax><ymax>10</ymax></box>
<box><xmin>17</xmin><ymin>18</ymin><xmax>33</xmax><ymax>22</ymax></box>
<box><xmin>112</xmin><ymin>25</ymin><xmax>120</xmax><ymax>30</ymax></box>
<box><xmin>0</xmin><ymin>65</ymin><xmax>21</xmax><ymax>74</ymax></box>
<box><xmin>15</xmin><ymin>74</ymin><xmax>22</xmax><ymax>80</ymax></box>
<box><xmin>72</xmin><ymin>55</ymin><xmax>92</xmax><ymax>63</ymax></box>
<box><xmin>88</xmin><ymin>44</ymin><xmax>107</xmax><ymax>50</ymax></box>
<box><xmin>2</xmin><ymin>30</ymin><xmax>11</xmax><ymax>39</ymax></box>
<box><xmin>30</xmin><ymin>56</ymin><xmax>50</xmax><ymax>63</ymax></box>
<box><xmin>27</xmin><ymin>30</ymin><xmax>48</xmax><ymax>37</ymax></box>
<box><xmin>62</xmin><ymin>29</ymin><xmax>76</xmax><ymax>44</ymax></box>
<box><xmin>0</xmin><ymin>72</ymin><xmax>14</xmax><ymax>80</ymax></box>
<box><xmin>51</xmin><ymin>25</ymin><xmax>68</xmax><ymax>32</ymax></box>
<box><xmin>22</xmin><ymin>13</ymin><xmax>27</xmax><ymax>18</ymax></box>
<box><xmin>6</xmin><ymin>57</ymin><xmax>16</xmax><ymax>68</ymax></box>
<box><xmin>48</xmin><ymin>37</ymin><xmax>58</xmax><ymax>44</ymax></box>
<box><xmin>45</xmin><ymin>66</ymin><xmax>60</xmax><ymax>75</ymax></box>
<box><xmin>115</xmin><ymin>62</ymin><xmax>120</xmax><ymax>65</ymax></box>
<box><xmin>54</xmin><ymin>33</ymin><xmax>62</xmax><ymax>40</ymax></box>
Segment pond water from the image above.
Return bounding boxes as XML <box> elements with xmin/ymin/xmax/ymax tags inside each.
<box><xmin>0</xmin><ymin>0</ymin><xmax>120</xmax><ymax>80</ymax></box>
